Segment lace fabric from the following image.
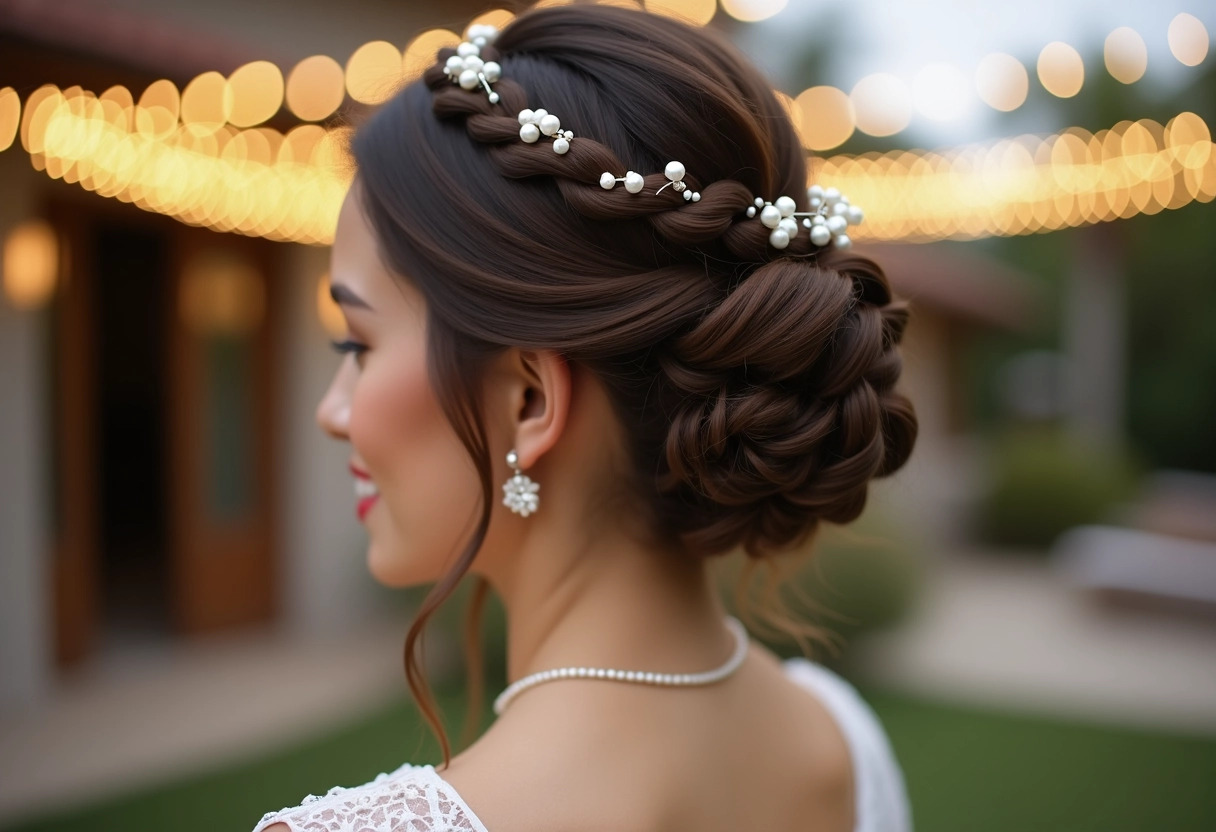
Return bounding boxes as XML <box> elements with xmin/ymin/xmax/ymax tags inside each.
<box><xmin>252</xmin><ymin>659</ymin><xmax>912</xmax><ymax>832</ymax></box>
<box><xmin>251</xmin><ymin>764</ymin><xmax>490</xmax><ymax>832</ymax></box>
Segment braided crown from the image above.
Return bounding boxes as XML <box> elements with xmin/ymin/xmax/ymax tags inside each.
<box><xmin>432</xmin><ymin>24</ymin><xmax>863</xmax><ymax>255</ymax></box>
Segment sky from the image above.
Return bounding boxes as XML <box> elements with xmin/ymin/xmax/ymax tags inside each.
<box><xmin>731</xmin><ymin>0</ymin><xmax>1216</xmax><ymax>146</ymax></box>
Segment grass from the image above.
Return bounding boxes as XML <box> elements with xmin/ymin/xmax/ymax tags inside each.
<box><xmin>6</xmin><ymin>684</ymin><xmax>1215</xmax><ymax>832</ymax></box>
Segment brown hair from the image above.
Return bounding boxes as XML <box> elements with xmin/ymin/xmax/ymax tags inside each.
<box><xmin>348</xmin><ymin>4</ymin><xmax>917</xmax><ymax>765</ymax></box>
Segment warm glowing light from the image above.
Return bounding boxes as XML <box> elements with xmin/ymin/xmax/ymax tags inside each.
<box><xmin>181</xmin><ymin>72</ymin><xmax>232</xmax><ymax>132</ymax></box>
<box><xmin>850</xmin><ymin>73</ymin><xmax>912</xmax><ymax>137</ymax></box>
<box><xmin>643</xmin><ymin>0</ymin><xmax>716</xmax><ymax>27</ymax></box>
<box><xmin>346</xmin><ymin>41</ymin><xmax>405</xmax><ymax>105</ymax></box>
<box><xmin>227</xmin><ymin>61</ymin><xmax>284</xmax><ymax>128</ymax></box>
<box><xmin>912</xmin><ymin>62</ymin><xmax>971</xmax><ymax>122</ymax></box>
<box><xmin>468</xmin><ymin>9</ymin><xmax>515</xmax><ymax>30</ymax></box>
<box><xmin>794</xmin><ymin>85</ymin><xmax>854</xmax><ymax>151</ymax></box>
<box><xmin>1104</xmin><ymin>27</ymin><xmax>1147</xmax><ymax>84</ymax></box>
<box><xmin>3</xmin><ymin>219</ymin><xmax>58</xmax><ymax>309</ymax></box>
<box><xmin>286</xmin><ymin>55</ymin><xmax>346</xmax><ymax>122</ymax></box>
<box><xmin>719</xmin><ymin>0</ymin><xmax>787</xmax><ymax>23</ymax></box>
<box><xmin>179</xmin><ymin>251</ymin><xmax>266</xmax><ymax>335</ymax></box>
<box><xmin>137</xmin><ymin>79</ymin><xmax>180</xmax><ymax>140</ymax></box>
<box><xmin>1165</xmin><ymin>111</ymin><xmax>1212</xmax><ymax>170</ymax></box>
<box><xmin>806</xmin><ymin>110</ymin><xmax>1216</xmax><ymax>242</ymax></box>
<box><xmin>402</xmin><ymin>29</ymin><xmax>461</xmax><ymax>84</ymax></box>
<box><xmin>0</xmin><ymin>87</ymin><xmax>19</xmax><ymax>152</ymax></box>
<box><xmin>316</xmin><ymin>273</ymin><xmax>346</xmax><ymax>337</ymax></box>
<box><xmin>975</xmin><ymin>53</ymin><xmax>1028</xmax><ymax>112</ymax></box>
<box><xmin>14</xmin><ymin>22</ymin><xmax>1216</xmax><ymax>250</ymax></box>
<box><xmin>1037</xmin><ymin>41</ymin><xmax>1085</xmax><ymax>98</ymax></box>
<box><xmin>1168</xmin><ymin>13</ymin><xmax>1209</xmax><ymax>67</ymax></box>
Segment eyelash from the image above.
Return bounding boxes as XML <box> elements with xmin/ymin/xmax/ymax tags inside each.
<box><xmin>330</xmin><ymin>338</ymin><xmax>368</xmax><ymax>361</ymax></box>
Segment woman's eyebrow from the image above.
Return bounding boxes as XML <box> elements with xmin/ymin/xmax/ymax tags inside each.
<box><xmin>329</xmin><ymin>283</ymin><xmax>373</xmax><ymax>310</ymax></box>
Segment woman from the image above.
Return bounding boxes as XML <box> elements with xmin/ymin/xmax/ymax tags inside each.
<box><xmin>256</xmin><ymin>4</ymin><xmax>917</xmax><ymax>831</ymax></box>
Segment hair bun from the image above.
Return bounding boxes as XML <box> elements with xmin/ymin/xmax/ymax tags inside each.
<box><xmin>655</xmin><ymin>253</ymin><xmax>917</xmax><ymax>559</ymax></box>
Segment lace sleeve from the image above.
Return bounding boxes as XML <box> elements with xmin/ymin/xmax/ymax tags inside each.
<box><xmin>251</xmin><ymin>764</ymin><xmax>491</xmax><ymax>832</ymax></box>
<box><xmin>783</xmin><ymin>657</ymin><xmax>914</xmax><ymax>832</ymax></box>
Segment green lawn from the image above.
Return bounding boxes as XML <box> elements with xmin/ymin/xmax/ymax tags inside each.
<box><xmin>7</xmin><ymin>685</ymin><xmax>1215</xmax><ymax>832</ymax></box>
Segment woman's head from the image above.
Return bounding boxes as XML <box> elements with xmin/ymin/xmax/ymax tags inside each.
<box><xmin>318</xmin><ymin>3</ymin><xmax>917</xmax><ymax>760</ymax></box>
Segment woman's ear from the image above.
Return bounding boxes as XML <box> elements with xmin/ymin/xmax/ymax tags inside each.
<box><xmin>498</xmin><ymin>348</ymin><xmax>571</xmax><ymax>470</ymax></box>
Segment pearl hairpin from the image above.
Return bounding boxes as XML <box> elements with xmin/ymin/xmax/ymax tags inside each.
<box><xmin>745</xmin><ymin>185</ymin><xmax>864</xmax><ymax>249</ymax></box>
<box><xmin>599</xmin><ymin>170</ymin><xmax>645</xmax><ymax>193</ymax></box>
<box><xmin>599</xmin><ymin>160</ymin><xmax>699</xmax><ymax>200</ymax></box>
<box><xmin>654</xmin><ymin>161</ymin><xmax>701</xmax><ymax>202</ymax></box>
<box><xmin>443</xmin><ymin>25</ymin><xmax>503</xmax><ymax>103</ymax></box>
<box><xmin>518</xmin><ymin>108</ymin><xmax>574</xmax><ymax>154</ymax></box>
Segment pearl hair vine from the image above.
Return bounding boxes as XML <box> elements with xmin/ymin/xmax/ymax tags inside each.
<box><xmin>747</xmin><ymin>185</ymin><xmax>864</xmax><ymax>250</ymax></box>
<box><xmin>518</xmin><ymin>108</ymin><xmax>575</xmax><ymax>153</ymax></box>
<box><xmin>440</xmin><ymin>22</ymin><xmax>863</xmax><ymax>250</ymax></box>
<box><xmin>443</xmin><ymin>24</ymin><xmax>503</xmax><ymax>103</ymax></box>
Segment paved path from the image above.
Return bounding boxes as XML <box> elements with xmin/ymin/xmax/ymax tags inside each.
<box><xmin>850</xmin><ymin>549</ymin><xmax>1216</xmax><ymax>737</ymax></box>
<box><xmin>0</xmin><ymin>617</ymin><xmax>411</xmax><ymax>826</ymax></box>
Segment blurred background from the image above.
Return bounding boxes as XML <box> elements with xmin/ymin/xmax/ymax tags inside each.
<box><xmin>1</xmin><ymin>0</ymin><xmax>1214</xmax><ymax>829</ymax></box>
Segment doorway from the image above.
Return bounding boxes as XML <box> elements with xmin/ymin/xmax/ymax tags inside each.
<box><xmin>94</xmin><ymin>221</ymin><xmax>172</xmax><ymax>647</ymax></box>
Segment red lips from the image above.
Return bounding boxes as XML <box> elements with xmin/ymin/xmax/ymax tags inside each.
<box><xmin>350</xmin><ymin>462</ymin><xmax>380</xmax><ymax>521</ymax></box>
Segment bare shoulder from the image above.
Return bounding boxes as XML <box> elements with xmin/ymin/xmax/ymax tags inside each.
<box><xmin>437</xmin><ymin>644</ymin><xmax>856</xmax><ymax>832</ymax></box>
<box><xmin>738</xmin><ymin>643</ymin><xmax>857</xmax><ymax>831</ymax></box>
<box><xmin>259</xmin><ymin>824</ymin><xmax>292</xmax><ymax>832</ymax></box>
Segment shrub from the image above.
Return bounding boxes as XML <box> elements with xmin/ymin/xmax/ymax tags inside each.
<box><xmin>976</xmin><ymin>425</ymin><xmax>1143</xmax><ymax>549</ymax></box>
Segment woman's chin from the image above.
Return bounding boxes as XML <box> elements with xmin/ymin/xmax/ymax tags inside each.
<box><xmin>365</xmin><ymin>539</ymin><xmax>435</xmax><ymax>588</ymax></box>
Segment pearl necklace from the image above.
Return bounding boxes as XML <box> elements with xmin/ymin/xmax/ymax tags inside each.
<box><xmin>493</xmin><ymin>616</ymin><xmax>749</xmax><ymax>716</ymax></box>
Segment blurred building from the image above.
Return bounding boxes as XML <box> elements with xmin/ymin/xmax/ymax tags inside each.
<box><xmin>0</xmin><ymin>0</ymin><xmax>489</xmax><ymax>709</ymax></box>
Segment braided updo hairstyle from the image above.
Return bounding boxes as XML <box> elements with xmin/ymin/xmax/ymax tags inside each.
<box><xmin>350</xmin><ymin>3</ymin><xmax>917</xmax><ymax>763</ymax></box>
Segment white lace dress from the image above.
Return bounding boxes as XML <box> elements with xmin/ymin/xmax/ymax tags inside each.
<box><xmin>252</xmin><ymin>657</ymin><xmax>913</xmax><ymax>832</ymax></box>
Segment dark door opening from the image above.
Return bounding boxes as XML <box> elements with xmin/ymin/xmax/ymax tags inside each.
<box><xmin>93</xmin><ymin>221</ymin><xmax>171</xmax><ymax>646</ymax></box>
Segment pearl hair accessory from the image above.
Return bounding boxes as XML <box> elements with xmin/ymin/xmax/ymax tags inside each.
<box><xmin>493</xmin><ymin>616</ymin><xmax>750</xmax><ymax>715</ymax></box>
<box><xmin>518</xmin><ymin>108</ymin><xmax>575</xmax><ymax>154</ymax></box>
<box><xmin>654</xmin><ymin>160</ymin><xmax>701</xmax><ymax>202</ymax></box>
<box><xmin>443</xmin><ymin>24</ymin><xmax>503</xmax><ymax>103</ymax></box>
<box><xmin>502</xmin><ymin>449</ymin><xmax>540</xmax><ymax>516</ymax></box>
<box><xmin>746</xmin><ymin>185</ymin><xmax>864</xmax><ymax>250</ymax></box>
<box><xmin>599</xmin><ymin>170</ymin><xmax>646</xmax><ymax>193</ymax></box>
<box><xmin>439</xmin><ymin>25</ymin><xmax>857</xmax><ymax>248</ymax></box>
<box><xmin>600</xmin><ymin>160</ymin><xmax>700</xmax><ymax>201</ymax></box>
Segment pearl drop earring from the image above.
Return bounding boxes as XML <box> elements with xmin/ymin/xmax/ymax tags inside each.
<box><xmin>502</xmin><ymin>449</ymin><xmax>540</xmax><ymax>517</ymax></box>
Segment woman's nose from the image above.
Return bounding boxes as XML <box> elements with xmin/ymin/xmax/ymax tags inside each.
<box><xmin>316</xmin><ymin>359</ymin><xmax>356</xmax><ymax>440</ymax></box>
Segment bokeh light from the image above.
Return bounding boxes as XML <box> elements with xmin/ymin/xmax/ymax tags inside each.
<box><xmin>316</xmin><ymin>273</ymin><xmax>346</xmax><ymax>337</ymax></box>
<box><xmin>1037</xmin><ymin>41</ymin><xmax>1085</xmax><ymax>98</ymax></box>
<box><xmin>1104</xmin><ymin>27</ymin><xmax>1148</xmax><ymax>84</ymax></box>
<box><xmin>975</xmin><ymin>52</ymin><xmax>1029</xmax><ymax>112</ymax></box>
<box><xmin>3</xmin><ymin>219</ymin><xmax>58</xmax><ymax>310</ymax></box>
<box><xmin>643</xmin><ymin>0</ymin><xmax>716</xmax><ymax>27</ymax></box>
<box><xmin>1168</xmin><ymin>13</ymin><xmax>1210</xmax><ymax>67</ymax></box>
<box><xmin>851</xmin><ymin>73</ymin><xmax>913</xmax><ymax>137</ymax></box>
<box><xmin>286</xmin><ymin>56</ymin><xmax>346</xmax><ymax>122</ymax></box>
<box><xmin>227</xmin><ymin>61</ymin><xmax>284</xmax><ymax>127</ymax></box>
<box><xmin>402</xmin><ymin>29</ymin><xmax>461</xmax><ymax>84</ymax></box>
<box><xmin>794</xmin><ymin>86</ymin><xmax>855</xmax><ymax>151</ymax></box>
<box><xmin>181</xmin><ymin>71</ymin><xmax>232</xmax><ymax>133</ymax></box>
<box><xmin>0</xmin><ymin>87</ymin><xmax>19</xmax><ymax>152</ymax></box>
<box><xmin>719</xmin><ymin>0</ymin><xmax>788</xmax><ymax>23</ymax></box>
<box><xmin>137</xmin><ymin>79</ymin><xmax>180</xmax><ymax>140</ymax></box>
<box><xmin>345</xmin><ymin>41</ymin><xmax>404</xmax><ymax>105</ymax></box>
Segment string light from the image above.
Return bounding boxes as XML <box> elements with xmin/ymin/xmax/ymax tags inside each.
<box><xmin>2</xmin><ymin>5</ymin><xmax>1212</xmax><ymax>246</ymax></box>
<box><xmin>811</xmin><ymin>115</ymin><xmax>1215</xmax><ymax>242</ymax></box>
